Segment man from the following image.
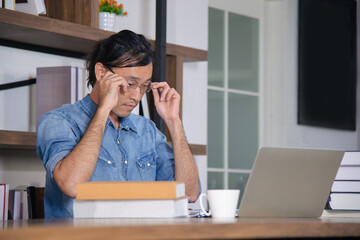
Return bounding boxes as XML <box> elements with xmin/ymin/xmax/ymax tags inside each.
<box><xmin>37</xmin><ymin>30</ymin><xmax>200</xmax><ymax>218</ymax></box>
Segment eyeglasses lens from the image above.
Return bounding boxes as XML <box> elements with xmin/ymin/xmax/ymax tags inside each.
<box><xmin>127</xmin><ymin>80</ymin><xmax>152</xmax><ymax>94</ymax></box>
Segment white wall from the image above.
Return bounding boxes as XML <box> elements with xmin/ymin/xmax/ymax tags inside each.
<box><xmin>0</xmin><ymin>47</ymin><xmax>85</xmax><ymax>132</ymax></box>
<box><xmin>0</xmin><ymin>1</ymin><xmax>209</xmax><ymax>201</ymax></box>
<box><xmin>263</xmin><ymin>0</ymin><xmax>359</xmax><ymax>150</ymax></box>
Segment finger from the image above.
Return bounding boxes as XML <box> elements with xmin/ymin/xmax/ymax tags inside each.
<box><xmin>151</xmin><ymin>82</ymin><xmax>170</xmax><ymax>91</ymax></box>
<box><xmin>118</xmin><ymin>78</ymin><xmax>129</xmax><ymax>92</ymax></box>
<box><xmin>166</xmin><ymin>88</ymin><xmax>179</xmax><ymax>101</ymax></box>
<box><xmin>107</xmin><ymin>73</ymin><xmax>129</xmax><ymax>92</ymax></box>
<box><xmin>152</xmin><ymin>82</ymin><xmax>169</xmax><ymax>87</ymax></box>
<box><xmin>160</xmin><ymin>86</ymin><xmax>171</xmax><ymax>101</ymax></box>
<box><xmin>152</xmin><ymin>87</ymin><xmax>160</xmax><ymax>103</ymax></box>
<box><xmin>100</xmin><ymin>70</ymin><xmax>113</xmax><ymax>80</ymax></box>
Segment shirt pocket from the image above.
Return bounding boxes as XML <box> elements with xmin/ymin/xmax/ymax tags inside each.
<box><xmin>91</xmin><ymin>149</ymin><xmax>118</xmax><ymax>181</ymax></box>
<box><xmin>136</xmin><ymin>151</ymin><xmax>156</xmax><ymax>181</ymax></box>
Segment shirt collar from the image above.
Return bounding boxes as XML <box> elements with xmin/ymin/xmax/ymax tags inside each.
<box><xmin>120</xmin><ymin>114</ymin><xmax>138</xmax><ymax>133</ymax></box>
<box><xmin>80</xmin><ymin>95</ymin><xmax>138</xmax><ymax>133</ymax></box>
<box><xmin>80</xmin><ymin>94</ymin><xmax>98</xmax><ymax>119</ymax></box>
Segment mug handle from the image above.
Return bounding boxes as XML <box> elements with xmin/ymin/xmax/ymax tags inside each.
<box><xmin>199</xmin><ymin>193</ymin><xmax>211</xmax><ymax>217</ymax></box>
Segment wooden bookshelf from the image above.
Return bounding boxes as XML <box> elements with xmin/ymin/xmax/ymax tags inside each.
<box><xmin>0</xmin><ymin>130</ymin><xmax>36</xmax><ymax>150</ymax></box>
<box><xmin>0</xmin><ymin>130</ymin><xmax>206</xmax><ymax>155</ymax></box>
<box><xmin>0</xmin><ymin>8</ymin><xmax>207</xmax><ymax>155</ymax></box>
<box><xmin>0</xmin><ymin>8</ymin><xmax>207</xmax><ymax>62</ymax></box>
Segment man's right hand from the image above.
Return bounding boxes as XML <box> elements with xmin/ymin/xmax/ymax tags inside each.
<box><xmin>98</xmin><ymin>70</ymin><xmax>129</xmax><ymax>112</ymax></box>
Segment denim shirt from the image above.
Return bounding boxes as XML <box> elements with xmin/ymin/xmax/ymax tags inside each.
<box><xmin>36</xmin><ymin>95</ymin><xmax>175</xmax><ymax>218</ymax></box>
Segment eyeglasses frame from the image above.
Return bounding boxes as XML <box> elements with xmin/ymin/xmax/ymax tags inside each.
<box><xmin>103</xmin><ymin>63</ymin><xmax>153</xmax><ymax>94</ymax></box>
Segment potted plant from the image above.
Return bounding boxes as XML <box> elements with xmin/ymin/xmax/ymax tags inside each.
<box><xmin>99</xmin><ymin>0</ymin><xmax>128</xmax><ymax>31</ymax></box>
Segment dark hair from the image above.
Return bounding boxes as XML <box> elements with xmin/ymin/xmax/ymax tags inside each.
<box><xmin>85</xmin><ymin>29</ymin><xmax>154</xmax><ymax>88</ymax></box>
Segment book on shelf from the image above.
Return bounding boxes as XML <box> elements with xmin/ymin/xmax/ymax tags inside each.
<box><xmin>36</xmin><ymin>66</ymin><xmax>88</xmax><ymax>129</ymax></box>
<box><xmin>15</xmin><ymin>0</ymin><xmax>46</xmax><ymax>15</ymax></box>
<box><xmin>8</xmin><ymin>189</ymin><xmax>21</xmax><ymax>220</ymax></box>
<box><xmin>332</xmin><ymin>181</ymin><xmax>360</xmax><ymax>192</ymax></box>
<box><xmin>12</xmin><ymin>185</ymin><xmax>29</xmax><ymax>220</ymax></box>
<box><xmin>76</xmin><ymin>181</ymin><xmax>186</xmax><ymax>200</ymax></box>
<box><xmin>21</xmin><ymin>188</ymin><xmax>28</xmax><ymax>220</ymax></box>
<box><xmin>73</xmin><ymin>197</ymin><xmax>189</xmax><ymax>219</ymax></box>
<box><xmin>4</xmin><ymin>0</ymin><xmax>15</xmax><ymax>10</ymax></box>
<box><xmin>335</xmin><ymin>166</ymin><xmax>360</xmax><ymax>180</ymax></box>
<box><xmin>328</xmin><ymin>193</ymin><xmax>360</xmax><ymax>210</ymax></box>
<box><xmin>0</xmin><ymin>184</ymin><xmax>9</xmax><ymax>221</ymax></box>
<box><xmin>340</xmin><ymin>151</ymin><xmax>360</xmax><ymax>165</ymax></box>
<box><xmin>27</xmin><ymin>186</ymin><xmax>45</xmax><ymax>219</ymax></box>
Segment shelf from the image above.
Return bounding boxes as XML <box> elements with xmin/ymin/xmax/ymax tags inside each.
<box><xmin>0</xmin><ymin>130</ymin><xmax>36</xmax><ymax>150</ymax></box>
<box><xmin>188</xmin><ymin>144</ymin><xmax>207</xmax><ymax>156</ymax></box>
<box><xmin>0</xmin><ymin>130</ymin><xmax>206</xmax><ymax>155</ymax></box>
<box><xmin>0</xmin><ymin>9</ymin><xmax>207</xmax><ymax>155</ymax></box>
<box><xmin>0</xmin><ymin>8</ymin><xmax>207</xmax><ymax>62</ymax></box>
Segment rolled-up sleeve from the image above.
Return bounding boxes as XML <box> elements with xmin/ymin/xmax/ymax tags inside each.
<box><xmin>36</xmin><ymin>113</ymin><xmax>79</xmax><ymax>181</ymax></box>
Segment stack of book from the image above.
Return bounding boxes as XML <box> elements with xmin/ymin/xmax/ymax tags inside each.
<box><xmin>73</xmin><ymin>181</ymin><xmax>188</xmax><ymax>218</ymax></box>
<box><xmin>327</xmin><ymin>151</ymin><xmax>360</xmax><ymax>211</ymax></box>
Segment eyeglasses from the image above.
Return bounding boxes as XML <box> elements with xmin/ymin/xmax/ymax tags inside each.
<box><xmin>126</xmin><ymin>79</ymin><xmax>153</xmax><ymax>94</ymax></box>
<box><xmin>104</xmin><ymin>64</ymin><xmax>153</xmax><ymax>94</ymax></box>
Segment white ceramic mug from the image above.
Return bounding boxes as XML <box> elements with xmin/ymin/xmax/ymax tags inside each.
<box><xmin>199</xmin><ymin>189</ymin><xmax>240</xmax><ymax>218</ymax></box>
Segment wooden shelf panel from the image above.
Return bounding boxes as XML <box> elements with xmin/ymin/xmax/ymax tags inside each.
<box><xmin>0</xmin><ymin>130</ymin><xmax>206</xmax><ymax>155</ymax></box>
<box><xmin>0</xmin><ymin>130</ymin><xmax>36</xmax><ymax>150</ymax></box>
<box><xmin>188</xmin><ymin>144</ymin><xmax>207</xmax><ymax>156</ymax></box>
<box><xmin>0</xmin><ymin>8</ymin><xmax>111</xmax><ymax>55</ymax></box>
<box><xmin>0</xmin><ymin>8</ymin><xmax>207</xmax><ymax>62</ymax></box>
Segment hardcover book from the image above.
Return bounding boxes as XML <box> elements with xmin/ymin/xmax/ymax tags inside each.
<box><xmin>73</xmin><ymin>197</ymin><xmax>189</xmax><ymax>218</ymax></box>
<box><xmin>331</xmin><ymin>181</ymin><xmax>360</xmax><ymax>193</ymax></box>
<box><xmin>76</xmin><ymin>181</ymin><xmax>186</xmax><ymax>200</ymax></box>
<box><xmin>0</xmin><ymin>184</ymin><xmax>9</xmax><ymax>221</ymax></box>
<box><xmin>335</xmin><ymin>166</ymin><xmax>360</xmax><ymax>181</ymax></box>
<box><xmin>340</xmin><ymin>151</ymin><xmax>360</xmax><ymax>166</ymax></box>
<box><xmin>328</xmin><ymin>193</ymin><xmax>360</xmax><ymax>211</ymax></box>
<box><xmin>36</xmin><ymin>66</ymin><xmax>87</xmax><ymax>129</ymax></box>
<box><xmin>8</xmin><ymin>190</ymin><xmax>21</xmax><ymax>220</ymax></box>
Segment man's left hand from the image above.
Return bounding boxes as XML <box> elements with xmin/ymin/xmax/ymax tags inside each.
<box><xmin>151</xmin><ymin>82</ymin><xmax>180</xmax><ymax>123</ymax></box>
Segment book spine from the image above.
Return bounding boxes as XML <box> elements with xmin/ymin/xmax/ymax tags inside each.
<box><xmin>0</xmin><ymin>184</ymin><xmax>9</xmax><ymax>221</ymax></box>
<box><xmin>0</xmin><ymin>184</ymin><xmax>6</xmax><ymax>221</ymax></box>
<box><xmin>27</xmin><ymin>186</ymin><xmax>36</xmax><ymax>219</ymax></box>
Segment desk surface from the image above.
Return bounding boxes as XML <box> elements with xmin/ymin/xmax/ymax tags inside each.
<box><xmin>1</xmin><ymin>217</ymin><xmax>360</xmax><ymax>240</ymax></box>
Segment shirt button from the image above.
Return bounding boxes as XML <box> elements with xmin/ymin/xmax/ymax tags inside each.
<box><xmin>147</xmin><ymin>163</ymin><xmax>150</xmax><ymax>167</ymax></box>
<box><xmin>107</xmin><ymin>160</ymin><xmax>112</xmax><ymax>164</ymax></box>
<box><xmin>117</xmin><ymin>140</ymin><xmax>120</xmax><ymax>144</ymax></box>
<box><xmin>125</xmin><ymin>160</ymin><xmax>128</xmax><ymax>164</ymax></box>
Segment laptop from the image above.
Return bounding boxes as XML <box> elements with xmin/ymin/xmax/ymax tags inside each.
<box><xmin>237</xmin><ymin>147</ymin><xmax>344</xmax><ymax>218</ymax></box>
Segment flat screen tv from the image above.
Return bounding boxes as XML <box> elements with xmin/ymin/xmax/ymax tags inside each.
<box><xmin>298</xmin><ymin>0</ymin><xmax>357</xmax><ymax>130</ymax></box>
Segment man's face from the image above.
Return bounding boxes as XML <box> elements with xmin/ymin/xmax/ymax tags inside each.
<box><xmin>110</xmin><ymin>63</ymin><xmax>153</xmax><ymax>118</ymax></box>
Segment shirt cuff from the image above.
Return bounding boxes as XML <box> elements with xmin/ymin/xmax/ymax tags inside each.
<box><xmin>45</xmin><ymin>150</ymin><xmax>71</xmax><ymax>181</ymax></box>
